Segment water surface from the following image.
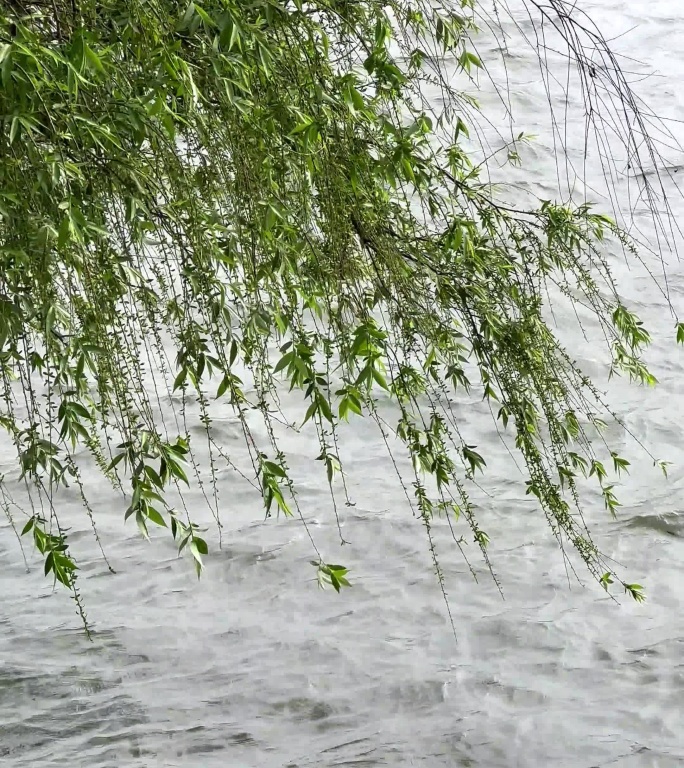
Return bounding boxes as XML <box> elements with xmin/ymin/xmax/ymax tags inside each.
<box><xmin>2</xmin><ymin>2</ymin><xmax>684</xmax><ymax>766</ymax></box>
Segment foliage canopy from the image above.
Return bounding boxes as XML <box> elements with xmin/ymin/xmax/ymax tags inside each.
<box><xmin>0</xmin><ymin>0</ymin><xmax>676</xmax><ymax>628</ymax></box>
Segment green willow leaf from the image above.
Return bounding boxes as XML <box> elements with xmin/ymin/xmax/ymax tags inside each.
<box><xmin>0</xmin><ymin>0</ymin><xmax>674</xmax><ymax>626</ymax></box>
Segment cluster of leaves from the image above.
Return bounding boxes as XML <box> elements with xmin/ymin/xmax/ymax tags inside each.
<box><xmin>0</xmin><ymin>0</ymin><xmax>675</xmax><ymax>627</ymax></box>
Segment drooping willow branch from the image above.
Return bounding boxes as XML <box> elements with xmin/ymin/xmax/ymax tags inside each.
<box><xmin>0</xmin><ymin>0</ymin><xmax>678</xmax><ymax>631</ymax></box>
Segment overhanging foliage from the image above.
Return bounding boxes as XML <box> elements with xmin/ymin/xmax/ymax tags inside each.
<box><xmin>0</xmin><ymin>0</ymin><xmax>676</xmax><ymax>630</ymax></box>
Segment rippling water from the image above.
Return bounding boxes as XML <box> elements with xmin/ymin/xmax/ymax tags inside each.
<box><xmin>2</xmin><ymin>2</ymin><xmax>684</xmax><ymax>766</ymax></box>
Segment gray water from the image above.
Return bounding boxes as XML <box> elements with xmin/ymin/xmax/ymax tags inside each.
<box><xmin>2</xmin><ymin>2</ymin><xmax>684</xmax><ymax>766</ymax></box>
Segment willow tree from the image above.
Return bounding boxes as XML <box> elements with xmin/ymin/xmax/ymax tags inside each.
<box><xmin>0</xmin><ymin>0</ymin><xmax>676</xmax><ymax>627</ymax></box>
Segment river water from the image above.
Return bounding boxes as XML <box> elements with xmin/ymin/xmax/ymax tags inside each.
<box><xmin>2</xmin><ymin>2</ymin><xmax>684</xmax><ymax>766</ymax></box>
